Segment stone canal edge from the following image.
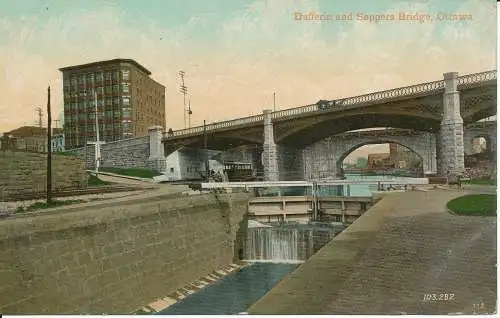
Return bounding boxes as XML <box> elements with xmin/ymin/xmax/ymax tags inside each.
<box><xmin>134</xmin><ymin>262</ymin><xmax>246</xmax><ymax>314</ymax></box>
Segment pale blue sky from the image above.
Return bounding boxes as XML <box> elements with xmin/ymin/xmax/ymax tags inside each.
<box><xmin>1</xmin><ymin>0</ymin><xmax>485</xmax><ymax>47</ymax></box>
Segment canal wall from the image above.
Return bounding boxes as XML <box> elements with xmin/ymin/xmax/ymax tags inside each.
<box><xmin>0</xmin><ymin>192</ymin><xmax>249</xmax><ymax>314</ymax></box>
<box><xmin>0</xmin><ymin>150</ymin><xmax>87</xmax><ymax>201</ymax></box>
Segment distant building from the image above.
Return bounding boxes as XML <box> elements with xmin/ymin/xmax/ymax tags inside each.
<box><xmin>3</xmin><ymin>126</ymin><xmax>64</xmax><ymax>153</ymax></box>
<box><xmin>59</xmin><ymin>59</ymin><xmax>166</xmax><ymax>149</ymax></box>
<box><xmin>367</xmin><ymin>153</ymin><xmax>392</xmax><ymax>169</ymax></box>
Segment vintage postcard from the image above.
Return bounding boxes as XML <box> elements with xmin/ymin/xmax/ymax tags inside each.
<box><xmin>0</xmin><ymin>0</ymin><xmax>496</xmax><ymax>315</ymax></box>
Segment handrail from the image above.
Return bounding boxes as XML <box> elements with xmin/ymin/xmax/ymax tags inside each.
<box><xmin>165</xmin><ymin>70</ymin><xmax>496</xmax><ymax>138</ymax></box>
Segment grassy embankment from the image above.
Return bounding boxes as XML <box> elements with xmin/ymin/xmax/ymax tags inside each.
<box><xmin>447</xmin><ymin>194</ymin><xmax>496</xmax><ymax>217</ymax></box>
<box><xmin>99</xmin><ymin>167</ymin><xmax>162</xmax><ymax>178</ymax></box>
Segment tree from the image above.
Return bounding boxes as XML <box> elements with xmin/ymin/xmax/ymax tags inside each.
<box><xmin>355</xmin><ymin>157</ymin><xmax>368</xmax><ymax>168</ymax></box>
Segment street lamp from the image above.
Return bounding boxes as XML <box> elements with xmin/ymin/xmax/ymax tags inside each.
<box><xmin>84</xmin><ymin>89</ymin><xmax>101</xmax><ymax>175</ymax></box>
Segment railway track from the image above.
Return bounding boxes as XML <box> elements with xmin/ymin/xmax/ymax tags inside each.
<box><xmin>0</xmin><ymin>185</ymin><xmax>154</xmax><ymax>202</ymax></box>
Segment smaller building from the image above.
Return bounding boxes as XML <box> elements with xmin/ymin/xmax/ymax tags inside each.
<box><xmin>367</xmin><ymin>153</ymin><xmax>393</xmax><ymax>169</ymax></box>
<box><xmin>162</xmin><ymin>147</ymin><xmax>256</xmax><ymax>182</ymax></box>
<box><xmin>52</xmin><ymin>133</ymin><xmax>66</xmax><ymax>152</ymax></box>
<box><xmin>3</xmin><ymin>126</ymin><xmax>64</xmax><ymax>153</ymax></box>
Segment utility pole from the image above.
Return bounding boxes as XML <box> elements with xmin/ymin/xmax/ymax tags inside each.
<box><xmin>203</xmin><ymin>120</ymin><xmax>209</xmax><ymax>181</ymax></box>
<box><xmin>94</xmin><ymin>90</ymin><xmax>100</xmax><ymax>175</ymax></box>
<box><xmin>46</xmin><ymin>86</ymin><xmax>53</xmax><ymax>204</ymax></box>
<box><xmin>35</xmin><ymin>107</ymin><xmax>43</xmax><ymax>128</ymax></box>
<box><xmin>187</xmin><ymin>100</ymin><xmax>192</xmax><ymax>128</ymax></box>
<box><xmin>73</xmin><ymin>93</ymin><xmax>79</xmax><ymax>148</ymax></box>
<box><xmin>273</xmin><ymin>92</ymin><xmax>276</xmax><ymax>112</ymax></box>
<box><xmin>179</xmin><ymin>70</ymin><xmax>187</xmax><ymax>129</ymax></box>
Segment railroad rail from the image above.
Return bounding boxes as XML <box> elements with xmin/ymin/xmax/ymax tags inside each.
<box><xmin>0</xmin><ymin>185</ymin><xmax>152</xmax><ymax>202</ymax></box>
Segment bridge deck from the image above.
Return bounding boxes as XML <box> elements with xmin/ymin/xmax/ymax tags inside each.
<box><xmin>165</xmin><ymin>70</ymin><xmax>496</xmax><ymax>139</ymax></box>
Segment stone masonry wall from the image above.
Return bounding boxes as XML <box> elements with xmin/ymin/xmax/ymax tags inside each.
<box><xmin>0</xmin><ymin>151</ymin><xmax>87</xmax><ymax>200</ymax></box>
<box><xmin>0</xmin><ymin>192</ymin><xmax>249</xmax><ymax>314</ymax></box>
<box><xmin>71</xmin><ymin>136</ymin><xmax>150</xmax><ymax>170</ymax></box>
<box><xmin>303</xmin><ymin>132</ymin><xmax>437</xmax><ymax>180</ymax></box>
<box><xmin>278</xmin><ymin>146</ymin><xmax>305</xmax><ymax>181</ymax></box>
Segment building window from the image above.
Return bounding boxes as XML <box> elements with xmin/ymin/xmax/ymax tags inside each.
<box><xmin>113</xmin><ymin>97</ymin><xmax>120</xmax><ymax>105</ymax></box>
<box><xmin>170</xmin><ymin>167</ymin><xmax>174</xmax><ymax>173</ymax></box>
<box><xmin>86</xmin><ymin>73</ymin><xmax>94</xmax><ymax>82</ymax></box>
<box><xmin>112</xmin><ymin>70</ymin><xmax>120</xmax><ymax>80</ymax></box>
<box><xmin>97</xmin><ymin>87</ymin><xmax>104</xmax><ymax>94</ymax></box>
<box><xmin>122</xmin><ymin>70</ymin><xmax>130</xmax><ymax>80</ymax></box>
<box><xmin>78</xmin><ymin>76</ymin><xmax>85</xmax><ymax>84</ymax></box>
<box><xmin>121</xmin><ymin>83</ymin><xmax>129</xmax><ymax>93</ymax></box>
<box><xmin>122</xmin><ymin>107</ymin><xmax>131</xmax><ymax>117</ymax></box>
<box><xmin>105</xmin><ymin>98</ymin><xmax>112</xmax><ymax>106</ymax></box>
<box><xmin>96</xmin><ymin>72</ymin><xmax>103</xmax><ymax>82</ymax></box>
<box><xmin>112</xmin><ymin>85</ymin><xmax>120</xmax><ymax>93</ymax></box>
<box><xmin>122</xmin><ymin>97</ymin><xmax>130</xmax><ymax>105</ymax></box>
<box><xmin>105</xmin><ymin>86</ymin><xmax>112</xmax><ymax>94</ymax></box>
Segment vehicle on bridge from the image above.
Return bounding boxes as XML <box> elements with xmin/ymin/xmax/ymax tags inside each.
<box><xmin>316</xmin><ymin>99</ymin><xmax>343</xmax><ymax>110</ymax></box>
<box><xmin>223</xmin><ymin>161</ymin><xmax>255</xmax><ymax>181</ymax></box>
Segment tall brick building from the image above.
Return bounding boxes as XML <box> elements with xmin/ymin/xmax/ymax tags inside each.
<box><xmin>60</xmin><ymin>59</ymin><xmax>166</xmax><ymax>149</ymax></box>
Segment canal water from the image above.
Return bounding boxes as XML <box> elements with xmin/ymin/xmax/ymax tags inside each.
<box><xmin>259</xmin><ymin>174</ymin><xmax>412</xmax><ymax>197</ymax></box>
<box><xmin>158</xmin><ymin>262</ymin><xmax>297</xmax><ymax>315</ymax></box>
<box><xmin>159</xmin><ymin>223</ymin><xmax>343</xmax><ymax>315</ymax></box>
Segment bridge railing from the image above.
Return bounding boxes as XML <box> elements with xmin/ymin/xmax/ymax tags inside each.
<box><xmin>166</xmin><ymin>113</ymin><xmax>265</xmax><ymax>137</ymax></box>
<box><xmin>339</xmin><ymin>80</ymin><xmax>444</xmax><ymax>106</ymax></box>
<box><xmin>457</xmin><ymin>70</ymin><xmax>497</xmax><ymax>87</ymax></box>
<box><xmin>165</xmin><ymin>70</ymin><xmax>496</xmax><ymax>138</ymax></box>
<box><xmin>271</xmin><ymin>104</ymin><xmax>318</xmax><ymax>120</ymax></box>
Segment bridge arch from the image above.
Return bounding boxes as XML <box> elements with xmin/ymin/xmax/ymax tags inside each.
<box><xmin>463</xmin><ymin>122</ymin><xmax>497</xmax><ymax>156</ymax></box>
<box><xmin>303</xmin><ymin>130</ymin><xmax>437</xmax><ymax>180</ymax></box>
<box><xmin>164</xmin><ymin>135</ymin><xmax>261</xmax><ymax>157</ymax></box>
<box><xmin>277</xmin><ymin>111</ymin><xmax>440</xmax><ymax>148</ymax></box>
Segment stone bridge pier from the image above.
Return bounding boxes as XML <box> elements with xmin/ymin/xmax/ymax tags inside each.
<box><xmin>262</xmin><ymin>109</ymin><xmax>304</xmax><ymax>181</ymax></box>
<box><xmin>438</xmin><ymin>72</ymin><xmax>465</xmax><ymax>177</ymax></box>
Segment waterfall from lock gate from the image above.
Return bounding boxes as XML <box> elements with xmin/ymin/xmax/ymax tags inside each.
<box><xmin>244</xmin><ymin>226</ymin><xmax>316</xmax><ymax>263</ymax></box>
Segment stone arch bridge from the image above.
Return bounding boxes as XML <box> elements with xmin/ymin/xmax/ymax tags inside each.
<box><xmin>160</xmin><ymin>70</ymin><xmax>496</xmax><ymax>180</ymax></box>
<box><xmin>303</xmin><ymin>129</ymin><xmax>436</xmax><ymax>180</ymax></box>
